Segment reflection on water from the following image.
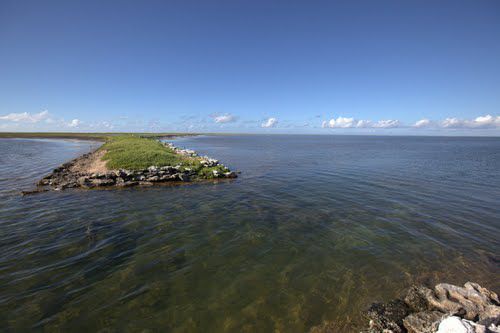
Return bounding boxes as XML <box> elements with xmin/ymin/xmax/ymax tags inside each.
<box><xmin>0</xmin><ymin>135</ymin><xmax>499</xmax><ymax>332</ymax></box>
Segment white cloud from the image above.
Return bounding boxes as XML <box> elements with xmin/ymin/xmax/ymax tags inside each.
<box><xmin>414</xmin><ymin>119</ymin><xmax>431</xmax><ymax>128</ymax></box>
<box><xmin>322</xmin><ymin>116</ymin><xmax>400</xmax><ymax>129</ymax></box>
<box><xmin>471</xmin><ymin>114</ymin><xmax>500</xmax><ymax>128</ymax></box>
<box><xmin>440</xmin><ymin>115</ymin><xmax>500</xmax><ymax>129</ymax></box>
<box><xmin>327</xmin><ymin>116</ymin><xmax>356</xmax><ymax>128</ymax></box>
<box><xmin>322</xmin><ymin>114</ymin><xmax>500</xmax><ymax>130</ymax></box>
<box><xmin>211</xmin><ymin>113</ymin><xmax>237</xmax><ymax>123</ymax></box>
<box><xmin>355</xmin><ymin>119</ymin><xmax>372</xmax><ymax>128</ymax></box>
<box><xmin>441</xmin><ymin>117</ymin><xmax>463</xmax><ymax>128</ymax></box>
<box><xmin>261</xmin><ymin>117</ymin><xmax>278</xmax><ymax>128</ymax></box>
<box><xmin>68</xmin><ymin>119</ymin><xmax>80</xmax><ymax>127</ymax></box>
<box><xmin>372</xmin><ymin>119</ymin><xmax>400</xmax><ymax>128</ymax></box>
<box><xmin>0</xmin><ymin>110</ymin><xmax>50</xmax><ymax>123</ymax></box>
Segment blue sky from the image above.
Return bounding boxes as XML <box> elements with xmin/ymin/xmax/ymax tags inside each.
<box><xmin>1</xmin><ymin>0</ymin><xmax>499</xmax><ymax>135</ymax></box>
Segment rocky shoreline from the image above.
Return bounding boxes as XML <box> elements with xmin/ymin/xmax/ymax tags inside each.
<box><xmin>310</xmin><ymin>282</ymin><xmax>499</xmax><ymax>333</ymax></box>
<box><xmin>22</xmin><ymin>141</ymin><xmax>237</xmax><ymax>195</ymax></box>
<box><xmin>363</xmin><ymin>282</ymin><xmax>499</xmax><ymax>333</ymax></box>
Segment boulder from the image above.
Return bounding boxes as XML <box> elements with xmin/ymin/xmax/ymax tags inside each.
<box><xmin>147</xmin><ymin>176</ymin><xmax>160</xmax><ymax>182</ymax></box>
<box><xmin>224</xmin><ymin>171</ymin><xmax>237</xmax><ymax>178</ymax></box>
<box><xmin>405</xmin><ymin>286</ymin><xmax>432</xmax><ymax>312</ymax></box>
<box><xmin>363</xmin><ymin>282</ymin><xmax>500</xmax><ymax>333</ymax></box>
<box><xmin>403</xmin><ymin>311</ymin><xmax>445</xmax><ymax>333</ymax></box>
<box><xmin>160</xmin><ymin>174</ymin><xmax>172</xmax><ymax>181</ymax></box>
<box><xmin>425</xmin><ymin>282</ymin><xmax>500</xmax><ymax>321</ymax></box>
<box><xmin>179</xmin><ymin>174</ymin><xmax>190</xmax><ymax>182</ymax></box>
<box><xmin>437</xmin><ymin>316</ymin><xmax>477</xmax><ymax>333</ymax></box>
<box><xmin>116</xmin><ymin>181</ymin><xmax>138</xmax><ymax>187</ymax></box>
<box><xmin>366</xmin><ymin>299</ymin><xmax>410</xmax><ymax>333</ymax></box>
<box><xmin>77</xmin><ymin>176</ymin><xmax>88</xmax><ymax>186</ymax></box>
<box><xmin>90</xmin><ymin>178</ymin><xmax>115</xmax><ymax>187</ymax></box>
<box><xmin>37</xmin><ymin>178</ymin><xmax>50</xmax><ymax>186</ymax></box>
<box><xmin>160</xmin><ymin>166</ymin><xmax>175</xmax><ymax>173</ymax></box>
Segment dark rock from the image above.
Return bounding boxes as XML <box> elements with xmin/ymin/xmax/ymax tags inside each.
<box><xmin>90</xmin><ymin>178</ymin><xmax>115</xmax><ymax>186</ymax></box>
<box><xmin>147</xmin><ymin>176</ymin><xmax>160</xmax><ymax>182</ymax></box>
<box><xmin>116</xmin><ymin>181</ymin><xmax>138</xmax><ymax>187</ymax></box>
<box><xmin>37</xmin><ymin>179</ymin><xmax>50</xmax><ymax>186</ymax></box>
<box><xmin>77</xmin><ymin>176</ymin><xmax>88</xmax><ymax>186</ymax></box>
<box><xmin>405</xmin><ymin>286</ymin><xmax>431</xmax><ymax>312</ymax></box>
<box><xmin>179</xmin><ymin>174</ymin><xmax>190</xmax><ymax>182</ymax></box>
<box><xmin>170</xmin><ymin>173</ymin><xmax>181</xmax><ymax>181</ymax></box>
<box><xmin>105</xmin><ymin>172</ymin><xmax>116</xmax><ymax>179</ymax></box>
<box><xmin>366</xmin><ymin>299</ymin><xmax>410</xmax><ymax>333</ymax></box>
<box><xmin>21</xmin><ymin>188</ymin><xmax>49</xmax><ymax>195</ymax></box>
<box><xmin>159</xmin><ymin>174</ymin><xmax>172</xmax><ymax>181</ymax></box>
<box><xmin>477</xmin><ymin>314</ymin><xmax>500</xmax><ymax>330</ymax></box>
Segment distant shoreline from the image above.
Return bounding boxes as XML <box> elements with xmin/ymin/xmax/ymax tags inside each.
<box><xmin>2</xmin><ymin>132</ymin><xmax>500</xmax><ymax>140</ymax></box>
<box><xmin>0</xmin><ymin>132</ymin><xmax>198</xmax><ymax>141</ymax></box>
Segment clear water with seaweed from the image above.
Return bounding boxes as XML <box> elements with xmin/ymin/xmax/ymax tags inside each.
<box><xmin>0</xmin><ymin>135</ymin><xmax>499</xmax><ymax>332</ymax></box>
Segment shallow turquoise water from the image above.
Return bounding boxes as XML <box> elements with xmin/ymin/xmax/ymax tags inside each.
<box><xmin>0</xmin><ymin>135</ymin><xmax>499</xmax><ymax>332</ymax></box>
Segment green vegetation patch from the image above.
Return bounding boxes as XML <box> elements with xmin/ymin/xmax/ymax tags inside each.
<box><xmin>101</xmin><ymin>135</ymin><xmax>198</xmax><ymax>170</ymax></box>
<box><xmin>196</xmin><ymin>165</ymin><xmax>229</xmax><ymax>179</ymax></box>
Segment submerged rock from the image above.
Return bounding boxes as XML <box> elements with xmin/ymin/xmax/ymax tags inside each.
<box><xmin>224</xmin><ymin>171</ymin><xmax>238</xmax><ymax>178</ymax></box>
<box><xmin>405</xmin><ymin>286</ymin><xmax>432</xmax><ymax>312</ymax></box>
<box><xmin>366</xmin><ymin>299</ymin><xmax>410</xmax><ymax>333</ymax></box>
<box><xmin>21</xmin><ymin>188</ymin><xmax>49</xmax><ymax>196</ymax></box>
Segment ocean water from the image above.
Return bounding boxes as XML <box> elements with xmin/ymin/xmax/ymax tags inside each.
<box><xmin>0</xmin><ymin>135</ymin><xmax>499</xmax><ymax>332</ymax></box>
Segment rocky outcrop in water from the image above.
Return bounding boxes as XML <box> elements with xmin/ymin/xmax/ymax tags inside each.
<box><xmin>364</xmin><ymin>282</ymin><xmax>500</xmax><ymax>333</ymax></box>
<box><xmin>23</xmin><ymin>143</ymin><xmax>237</xmax><ymax>194</ymax></box>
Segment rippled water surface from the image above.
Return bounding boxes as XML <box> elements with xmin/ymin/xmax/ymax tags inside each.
<box><xmin>0</xmin><ymin>135</ymin><xmax>499</xmax><ymax>332</ymax></box>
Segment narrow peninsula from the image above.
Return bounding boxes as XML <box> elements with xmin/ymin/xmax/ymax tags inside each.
<box><xmin>28</xmin><ymin>135</ymin><xmax>237</xmax><ymax>193</ymax></box>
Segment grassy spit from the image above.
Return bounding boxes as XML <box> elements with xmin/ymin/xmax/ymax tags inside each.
<box><xmin>101</xmin><ymin>135</ymin><xmax>230</xmax><ymax>178</ymax></box>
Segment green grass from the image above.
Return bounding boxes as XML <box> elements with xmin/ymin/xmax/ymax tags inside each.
<box><xmin>100</xmin><ymin>135</ymin><xmax>232</xmax><ymax>177</ymax></box>
<box><xmin>101</xmin><ymin>135</ymin><xmax>198</xmax><ymax>170</ymax></box>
